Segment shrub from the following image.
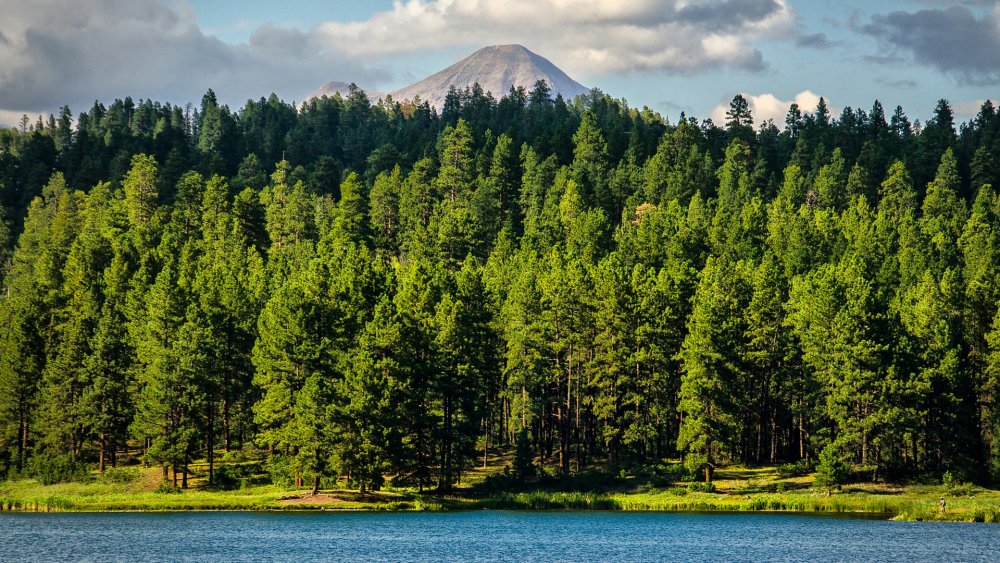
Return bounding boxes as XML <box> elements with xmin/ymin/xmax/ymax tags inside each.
<box><xmin>214</xmin><ymin>462</ymin><xmax>261</xmax><ymax>489</ymax></box>
<box><xmin>265</xmin><ymin>455</ymin><xmax>294</xmax><ymax>487</ymax></box>
<box><xmin>688</xmin><ymin>481</ymin><xmax>717</xmax><ymax>493</ymax></box>
<box><xmin>512</xmin><ymin>429</ymin><xmax>536</xmax><ymax>482</ymax></box>
<box><xmin>651</xmin><ymin>463</ymin><xmax>693</xmax><ymax>487</ymax></box>
<box><xmin>101</xmin><ymin>467</ymin><xmax>140</xmax><ymax>484</ymax></box>
<box><xmin>154</xmin><ymin>481</ymin><xmax>181</xmax><ymax>494</ymax></box>
<box><xmin>813</xmin><ymin>445</ymin><xmax>849</xmax><ymax>491</ymax></box>
<box><xmin>942</xmin><ymin>471</ymin><xmax>955</xmax><ymax>489</ymax></box>
<box><xmin>683</xmin><ymin>453</ymin><xmax>709</xmax><ymax>483</ymax></box>
<box><xmin>777</xmin><ymin>461</ymin><xmax>809</xmax><ymax>478</ymax></box>
<box><xmin>26</xmin><ymin>454</ymin><xmax>87</xmax><ymax>485</ymax></box>
<box><xmin>221</xmin><ymin>450</ymin><xmax>248</xmax><ymax>464</ymax></box>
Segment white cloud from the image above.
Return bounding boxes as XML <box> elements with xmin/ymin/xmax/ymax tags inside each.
<box><xmin>0</xmin><ymin>0</ymin><xmax>384</xmax><ymax>116</ymax></box>
<box><xmin>710</xmin><ymin>90</ymin><xmax>826</xmax><ymax>126</ymax></box>
<box><xmin>314</xmin><ymin>0</ymin><xmax>797</xmax><ymax>77</ymax></box>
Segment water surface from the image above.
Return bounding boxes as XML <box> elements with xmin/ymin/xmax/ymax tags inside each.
<box><xmin>1</xmin><ymin>511</ymin><xmax>996</xmax><ymax>562</ymax></box>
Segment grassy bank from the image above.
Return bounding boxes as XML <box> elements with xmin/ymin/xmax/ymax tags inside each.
<box><xmin>479</xmin><ymin>489</ymin><xmax>1000</xmax><ymax>522</ymax></box>
<box><xmin>2</xmin><ymin>465</ymin><xmax>999</xmax><ymax>522</ymax></box>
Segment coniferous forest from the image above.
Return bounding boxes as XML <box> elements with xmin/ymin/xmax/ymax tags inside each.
<box><xmin>2</xmin><ymin>83</ymin><xmax>1000</xmax><ymax>493</ymax></box>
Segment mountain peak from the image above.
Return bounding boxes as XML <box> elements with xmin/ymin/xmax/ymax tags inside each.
<box><xmin>387</xmin><ymin>45</ymin><xmax>588</xmax><ymax>110</ymax></box>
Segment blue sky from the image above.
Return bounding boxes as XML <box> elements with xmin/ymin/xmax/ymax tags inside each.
<box><xmin>0</xmin><ymin>0</ymin><xmax>996</xmax><ymax>127</ymax></box>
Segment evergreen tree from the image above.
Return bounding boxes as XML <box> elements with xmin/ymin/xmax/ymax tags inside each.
<box><xmin>678</xmin><ymin>257</ymin><xmax>751</xmax><ymax>481</ymax></box>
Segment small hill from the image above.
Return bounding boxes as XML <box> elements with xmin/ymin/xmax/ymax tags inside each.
<box><xmin>305</xmin><ymin>81</ymin><xmax>384</xmax><ymax>103</ymax></box>
<box><xmin>389</xmin><ymin>44</ymin><xmax>589</xmax><ymax>109</ymax></box>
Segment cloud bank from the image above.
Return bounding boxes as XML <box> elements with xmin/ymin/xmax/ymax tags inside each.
<box><xmin>862</xmin><ymin>5</ymin><xmax>1000</xmax><ymax>85</ymax></box>
<box><xmin>0</xmin><ymin>0</ymin><xmax>383</xmax><ymax>116</ymax></box>
<box><xmin>315</xmin><ymin>0</ymin><xmax>797</xmax><ymax>76</ymax></box>
<box><xmin>710</xmin><ymin>90</ymin><xmax>825</xmax><ymax>126</ymax></box>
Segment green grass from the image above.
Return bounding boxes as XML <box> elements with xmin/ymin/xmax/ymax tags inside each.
<box><xmin>477</xmin><ymin>489</ymin><xmax>1000</xmax><ymax>521</ymax></box>
<box><xmin>2</xmin><ymin>464</ymin><xmax>1000</xmax><ymax>521</ymax></box>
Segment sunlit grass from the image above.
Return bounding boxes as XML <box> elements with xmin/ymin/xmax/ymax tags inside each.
<box><xmin>3</xmin><ymin>462</ymin><xmax>1000</xmax><ymax>521</ymax></box>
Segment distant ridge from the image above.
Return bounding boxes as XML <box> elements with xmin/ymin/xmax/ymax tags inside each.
<box><xmin>306</xmin><ymin>45</ymin><xmax>589</xmax><ymax>109</ymax></box>
<box><xmin>306</xmin><ymin>81</ymin><xmax>384</xmax><ymax>103</ymax></box>
<box><xmin>389</xmin><ymin>45</ymin><xmax>589</xmax><ymax>109</ymax></box>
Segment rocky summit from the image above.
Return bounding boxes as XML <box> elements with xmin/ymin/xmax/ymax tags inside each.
<box><xmin>307</xmin><ymin>45</ymin><xmax>588</xmax><ymax>109</ymax></box>
<box><xmin>389</xmin><ymin>45</ymin><xmax>589</xmax><ymax>109</ymax></box>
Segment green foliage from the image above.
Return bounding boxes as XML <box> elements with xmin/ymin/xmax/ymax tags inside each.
<box><xmin>213</xmin><ymin>463</ymin><xmax>261</xmax><ymax>490</ymax></box>
<box><xmin>1</xmin><ymin>86</ymin><xmax>999</xmax><ymax>494</ymax></box>
<box><xmin>777</xmin><ymin>462</ymin><xmax>809</xmax><ymax>479</ymax></box>
<box><xmin>512</xmin><ymin>428</ymin><xmax>536</xmax><ymax>482</ymax></box>
<box><xmin>100</xmin><ymin>467</ymin><xmax>141</xmax><ymax>484</ymax></box>
<box><xmin>25</xmin><ymin>454</ymin><xmax>87</xmax><ymax>485</ymax></box>
<box><xmin>153</xmin><ymin>481</ymin><xmax>182</xmax><ymax>494</ymax></box>
<box><xmin>688</xmin><ymin>481</ymin><xmax>717</xmax><ymax>493</ymax></box>
<box><xmin>814</xmin><ymin>445</ymin><xmax>850</xmax><ymax>491</ymax></box>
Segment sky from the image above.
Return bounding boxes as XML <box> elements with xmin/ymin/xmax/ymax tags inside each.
<box><xmin>0</xmin><ymin>0</ymin><xmax>997</xmax><ymax>128</ymax></box>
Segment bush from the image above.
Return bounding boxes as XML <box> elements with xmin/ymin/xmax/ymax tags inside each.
<box><xmin>683</xmin><ymin>453</ymin><xmax>709</xmax><ymax>482</ymax></box>
<box><xmin>101</xmin><ymin>467</ymin><xmax>140</xmax><ymax>484</ymax></box>
<box><xmin>777</xmin><ymin>461</ymin><xmax>809</xmax><ymax>478</ymax></box>
<box><xmin>154</xmin><ymin>481</ymin><xmax>181</xmax><ymax>494</ymax></box>
<box><xmin>813</xmin><ymin>445</ymin><xmax>849</xmax><ymax>491</ymax></box>
<box><xmin>265</xmin><ymin>454</ymin><xmax>294</xmax><ymax>487</ymax></box>
<box><xmin>688</xmin><ymin>481</ymin><xmax>717</xmax><ymax>493</ymax></box>
<box><xmin>650</xmin><ymin>463</ymin><xmax>690</xmax><ymax>487</ymax></box>
<box><xmin>26</xmin><ymin>454</ymin><xmax>87</xmax><ymax>485</ymax></box>
<box><xmin>512</xmin><ymin>429</ymin><xmax>536</xmax><ymax>482</ymax></box>
<box><xmin>221</xmin><ymin>450</ymin><xmax>248</xmax><ymax>464</ymax></box>
<box><xmin>214</xmin><ymin>462</ymin><xmax>261</xmax><ymax>489</ymax></box>
<box><xmin>942</xmin><ymin>470</ymin><xmax>956</xmax><ymax>489</ymax></box>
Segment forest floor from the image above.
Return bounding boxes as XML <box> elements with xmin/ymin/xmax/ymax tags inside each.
<box><xmin>2</xmin><ymin>455</ymin><xmax>1000</xmax><ymax>522</ymax></box>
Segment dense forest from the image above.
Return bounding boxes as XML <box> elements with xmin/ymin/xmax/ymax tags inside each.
<box><xmin>1</xmin><ymin>81</ymin><xmax>1000</xmax><ymax>493</ymax></box>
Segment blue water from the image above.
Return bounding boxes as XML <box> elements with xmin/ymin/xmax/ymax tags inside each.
<box><xmin>0</xmin><ymin>511</ymin><xmax>997</xmax><ymax>562</ymax></box>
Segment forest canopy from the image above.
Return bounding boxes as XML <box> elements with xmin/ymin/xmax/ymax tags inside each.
<box><xmin>1</xmin><ymin>82</ymin><xmax>1000</xmax><ymax>491</ymax></box>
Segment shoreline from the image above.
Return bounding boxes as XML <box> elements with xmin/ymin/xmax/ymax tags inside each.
<box><xmin>2</xmin><ymin>487</ymin><xmax>997</xmax><ymax>522</ymax></box>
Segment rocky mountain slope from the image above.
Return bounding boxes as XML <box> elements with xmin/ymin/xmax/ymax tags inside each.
<box><xmin>307</xmin><ymin>45</ymin><xmax>588</xmax><ymax>109</ymax></box>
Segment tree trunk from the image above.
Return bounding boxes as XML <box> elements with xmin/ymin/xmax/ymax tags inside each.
<box><xmin>311</xmin><ymin>475</ymin><xmax>320</xmax><ymax>496</ymax></box>
<box><xmin>521</xmin><ymin>385</ymin><xmax>526</xmax><ymax>429</ymax></box>
<box><xmin>207</xmin><ymin>402</ymin><xmax>215</xmax><ymax>486</ymax></box>
<box><xmin>182</xmin><ymin>465</ymin><xmax>188</xmax><ymax>489</ymax></box>
<box><xmin>440</xmin><ymin>394</ymin><xmax>452</xmax><ymax>492</ymax></box>
<box><xmin>483</xmin><ymin>417</ymin><xmax>489</xmax><ymax>469</ymax></box>
<box><xmin>562</xmin><ymin>349</ymin><xmax>571</xmax><ymax>474</ymax></box>
<box><xmin>99</xmin><ymin>438</ymin><xmax>106</xmax><ymax>473</ymax></box>
<box><xmin>19</xmin><ymin>415</ymin><xmax>28</xmax><ymax>471</ymax></box>
<box><xmin>223</xmin><ymin>398</ymin><xmax>231</xmax><ymax>453</ymax></box>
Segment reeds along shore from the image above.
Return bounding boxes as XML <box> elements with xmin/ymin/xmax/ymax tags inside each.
<box><xmin>3</xmin><ymin>479</ymin><xmax>1000</xmax><ymax>522</ymax></box>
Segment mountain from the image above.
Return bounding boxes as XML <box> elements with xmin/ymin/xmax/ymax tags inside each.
<box><xmin>306</xmin><ymin>81</ymin><xmax>384</xmax><ymax>103</ymax></box>
<box><xmin>306</xmin><ymin>45</ymin><xmax>588</xmax><ymax>109</ymax></box>
<box><xmin>389</xmin><ymin>45</ymin><xmax>589</xmax><ymax>109</ymax></box>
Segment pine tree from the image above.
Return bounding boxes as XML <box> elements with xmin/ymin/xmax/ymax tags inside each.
<box><xmin>678</xmin><ymin>257</ymin><xmax>751</xmax><ymax>481</ymax></box>
<box><xmin>335</xmin><ymin>296</ymin><xmax>405</xmax><ymax>493</ymax></box>
<box><xmin>369</xmin><ymin>166</ymin><xmax>402</xmax><ymax>253</ymax></box>
<box><xmin>570</xmin><ymin>111</ymin><xmax>611</xmax><ymax>213</ymax></box>
<box><xmin>252</xmin><ymin>262</ymin><xmax>336</xmax><ymax>489</ymax></box>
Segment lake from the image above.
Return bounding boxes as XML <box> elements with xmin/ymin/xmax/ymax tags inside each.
<box><xmin>1</xmin><ymin>511</ymin><xmax>997</xmax><ymax>562</ymax></box>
